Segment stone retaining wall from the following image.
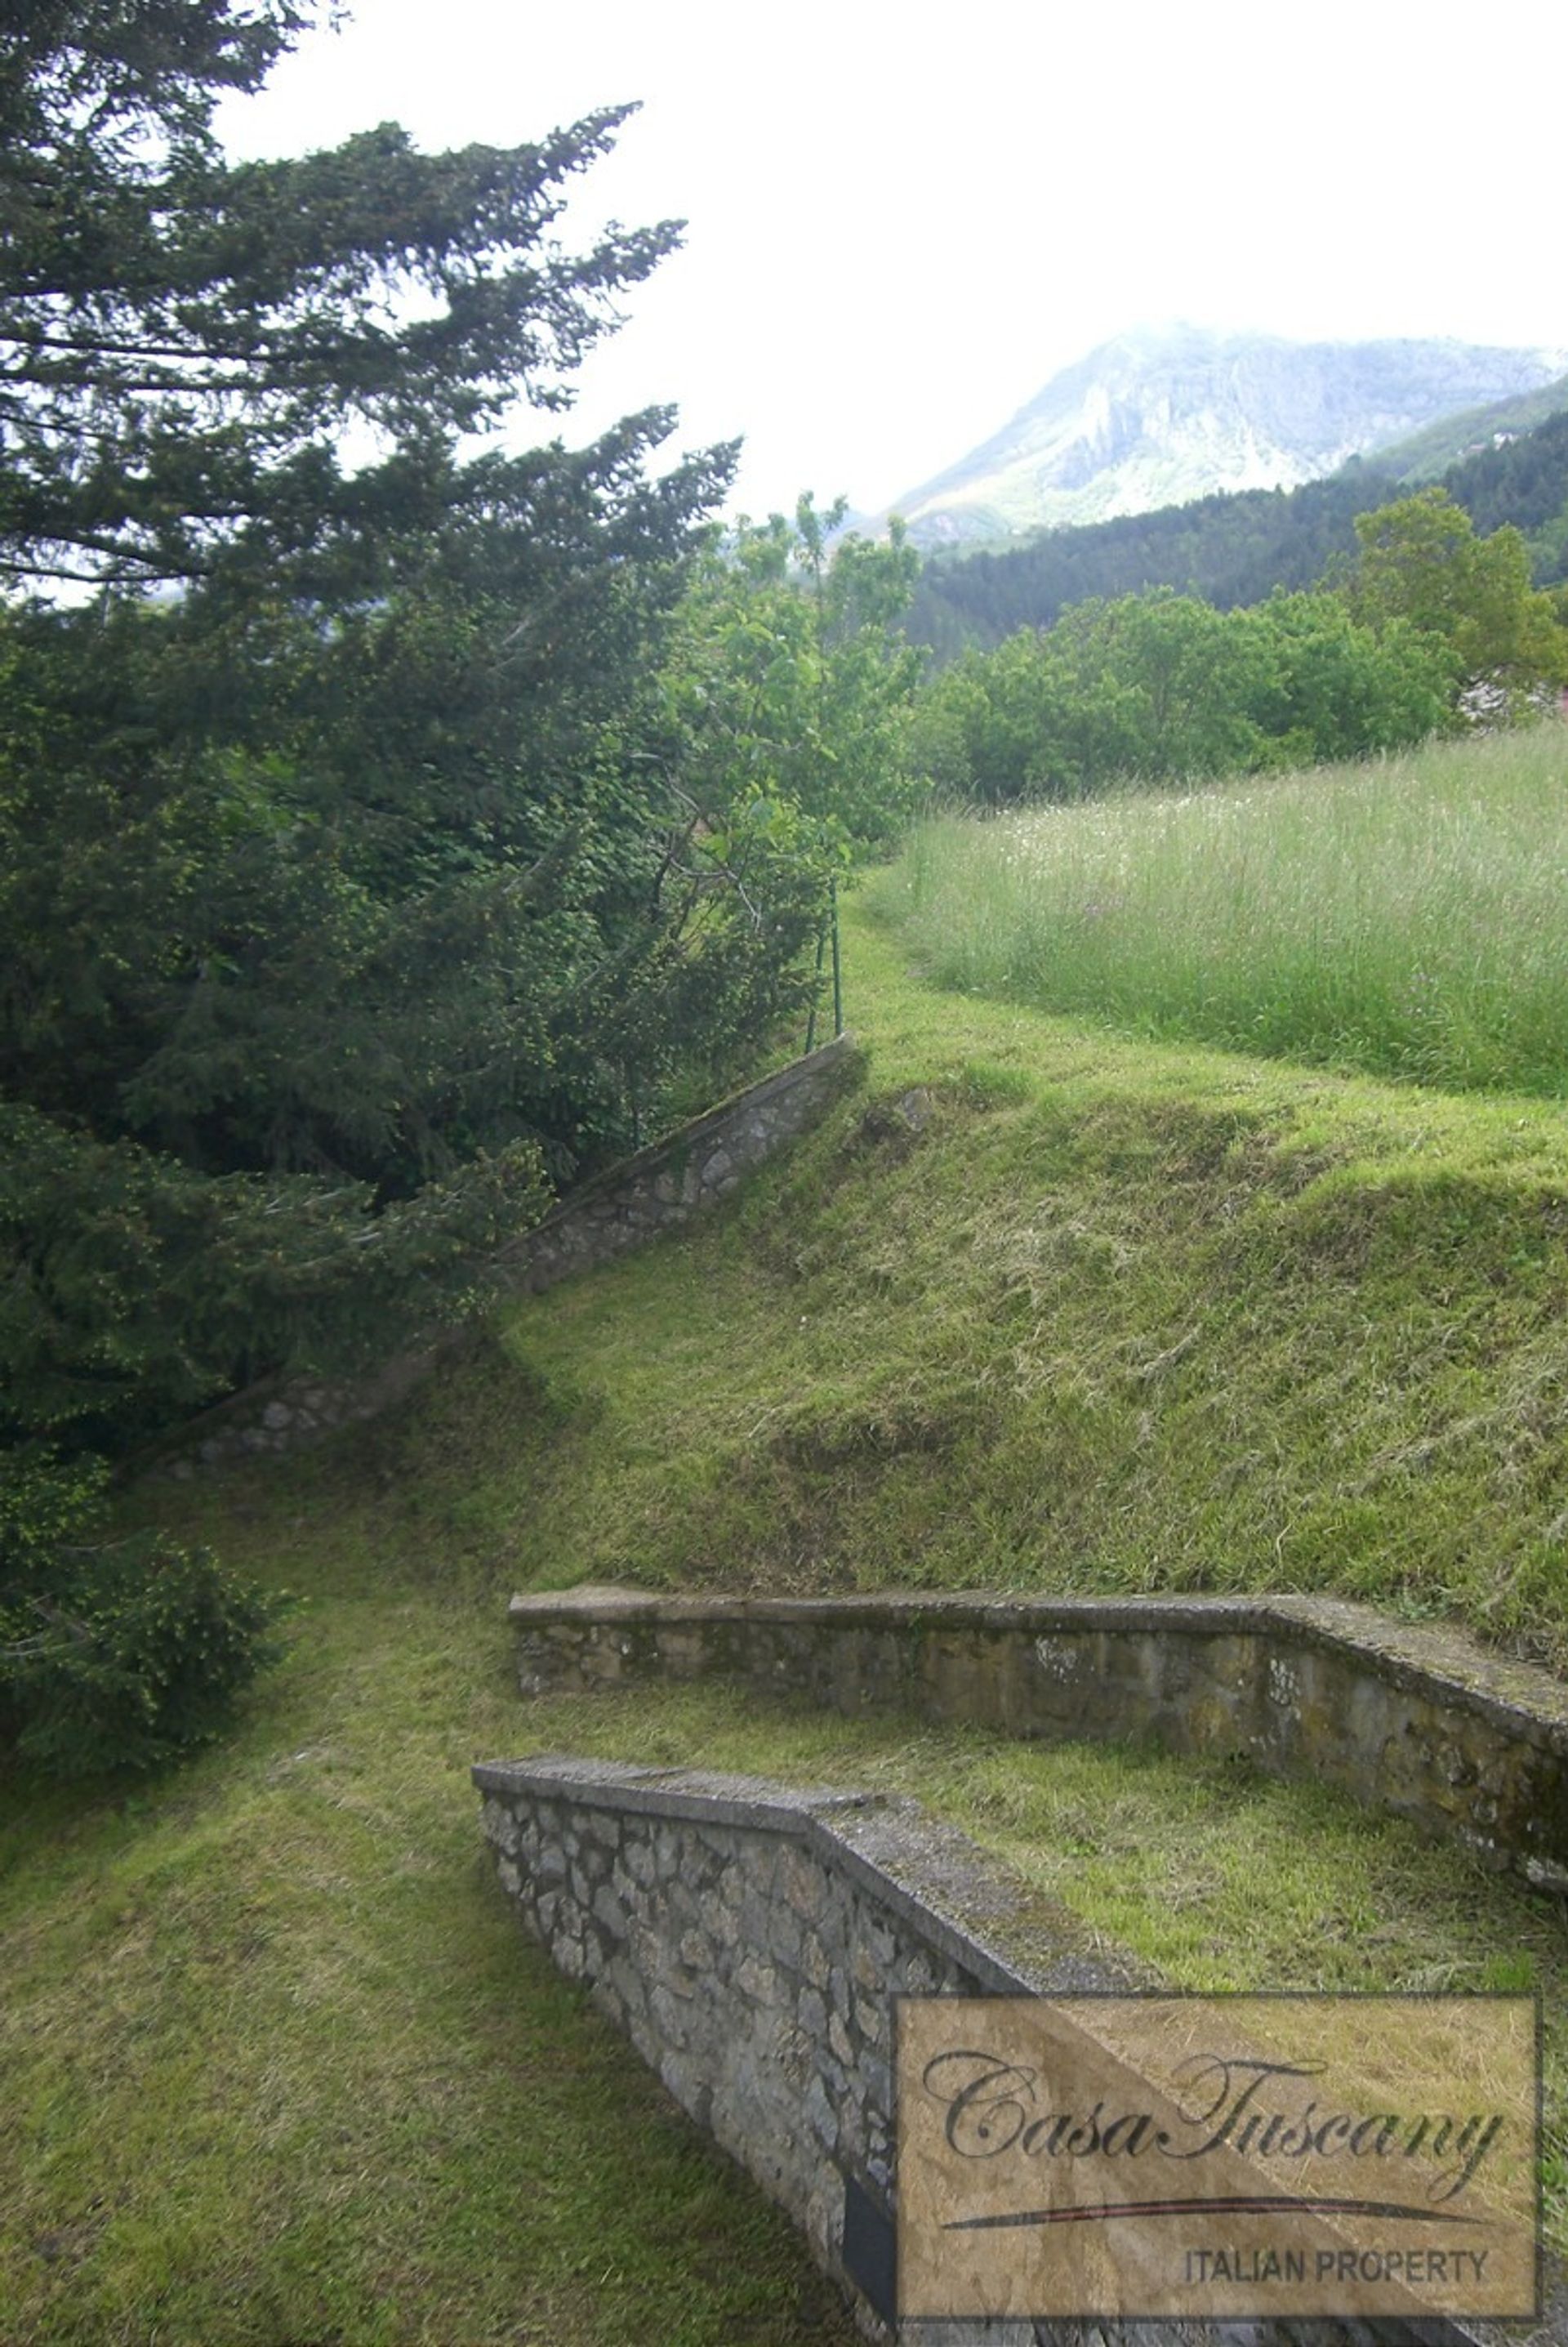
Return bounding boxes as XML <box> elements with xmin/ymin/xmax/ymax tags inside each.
<box><xmin>154</xmin><ymin>1035</ymin><xmax>859</xmax><ymax>1475</ymax></box>
<box><xmin>494</xmin><ymin>1033</ymin><xmax>858</xmax><ymax>1295</ymax></box>
<box><xmin>475</xmin><ymin>1754</ymin><xmax>1556</xmax><ymax>2345</ymax></box>
<box><xmin>473</xmin><ymin>1756</ymin><xmax>1069</xmax><ymax>2345</ymax></box>
<box><xmin>510</xmin><ymin>1586</ymin><xmax>1568</xmax><ymax>1896</ymax></box>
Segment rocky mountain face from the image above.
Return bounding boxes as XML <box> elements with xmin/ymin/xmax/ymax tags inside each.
<box><xmin>893</xmin><ymin>326</ymin><xmax>1568</xmax><ymax>547</ymax></box>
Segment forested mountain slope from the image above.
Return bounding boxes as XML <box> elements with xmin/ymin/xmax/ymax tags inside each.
<box><xmin>909</xmin><ymin>406</ymin><xmax>1568</xmax><ymax>653</ymax></box>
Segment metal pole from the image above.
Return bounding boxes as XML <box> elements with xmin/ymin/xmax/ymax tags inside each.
<box><xmin>805</xmin><ymin>918</ymin><xmax>827</xmax><ymax>1055</ymax></box>
<box><xmin>831</xmin><ymin>872</ymin><xmax>843</xmax><ymax>1037</ymax></box>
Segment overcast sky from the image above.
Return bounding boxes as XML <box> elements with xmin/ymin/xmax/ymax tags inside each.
<box><xmin>216</xmin><ymin>0</ymin><xmax>1568</xmax><ymax>523</ymax></box>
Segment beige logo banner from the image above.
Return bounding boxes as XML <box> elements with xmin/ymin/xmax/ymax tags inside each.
<box><xmin>897</xmin><ymin>1993</ymin><xmax>1539</xmax><ymax>2322</ymax></box>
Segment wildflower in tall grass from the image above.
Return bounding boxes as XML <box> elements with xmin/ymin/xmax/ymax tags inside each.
<box><xmin>873</xmin><ymin>728</ymin><xmax>1568</xmax><ymax>1095</ymax></box>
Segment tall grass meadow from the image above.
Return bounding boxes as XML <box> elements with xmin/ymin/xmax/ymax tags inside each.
<box><xmin>876</xmin><ymin>727</ymin><xmax>1568</xmax><ymax>1094</ymax></box>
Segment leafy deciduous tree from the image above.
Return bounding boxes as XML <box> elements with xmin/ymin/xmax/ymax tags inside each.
<box><xmin>1348</xmin><ymin>488</ymin><xmax>1568</xmax><ymax>715</ymax></box>
<box><xmin>660</xmin><ymin>496</ymin><xmax>920</xmax><ymax>857</ymax></box>
<box><xmin>904</xmin><ymin>587</ymin><xmax>1456</xmax><ymax>804</ymax></box>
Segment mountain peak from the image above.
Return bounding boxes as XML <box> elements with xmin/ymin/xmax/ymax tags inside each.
<box><xmin>892</xmin><ymin>328</ymin><xmax>1568</xmax><ymax>548</ymax></box>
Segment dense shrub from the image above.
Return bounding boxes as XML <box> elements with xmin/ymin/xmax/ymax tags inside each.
<box><xmin>904</xmin><ymin>587</ymin><xmax>1456</xmax><ymax>804</ymax></box>
<box><xmin>0</xmin><ymin>1452</ymin><xmax>282</xmax><ymax>1776</ymax></box>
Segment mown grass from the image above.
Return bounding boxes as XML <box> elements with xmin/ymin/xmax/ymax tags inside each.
<box><xmin>871</xmin><ymin>726</ymin><xmax>1568</xmax><ymax>1095</ymax></box>
<box><xmin>6</xmin><ymin>1595</ymin><xmax>1566</xmax><ymax>2344</ymax></box>
<box><xmin>11</xmin><ymin>771</ymin><xmax>1568</xmax><ymax>2337</ymax></box>
<box><xmin>0</xmin><ymin>1581</ymin><xmax>862</xmax><ymax>2347</ymax></box>
<box><xmin>276</xmin><ymin>898</ymin><xmax>1568</xmax><ymax>1667</ymax></box>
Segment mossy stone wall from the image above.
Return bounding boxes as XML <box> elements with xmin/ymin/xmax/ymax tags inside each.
<box><xmin>510</xmin><ymin>1588</ymin><xmax>1568</xmax><ymax>1897</ymax></box>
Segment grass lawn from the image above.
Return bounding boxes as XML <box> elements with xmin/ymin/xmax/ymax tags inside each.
<box><xmin>0</xmin><ymin>1580</ymin><xmax>862</xmax><ymax>2346</ymax></box>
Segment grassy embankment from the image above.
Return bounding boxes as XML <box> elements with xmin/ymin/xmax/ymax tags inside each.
<box><xmin>7</xmin><ymin>726</ymin><xmax>1568</xmax><ymax>2338</ymax></box>
<box><xmin>882</xmin><ymin>727</ymin><xmax>1568</xmax><ymax>1097</ymax></box>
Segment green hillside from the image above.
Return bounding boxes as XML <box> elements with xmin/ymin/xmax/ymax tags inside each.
<box><xmin>354</xmin><ymin>907</ymin><xmax>1568</xmax><ymax>1664</ymax></box>
<box><xmin>13</xmin><ymin>17</ymin><xmax>1566</xmax><ymax>2337</ymax></box>
<box><xmin>910</xmin><ymin>399</ymin><xmax>1568</xmax><ymax>650</ymax></box>
<box><xmin>1366</xmin><ymin>372</ymin><xmax>1568</xmax><ymax>484</ymax></box>
<box><xmin>8</xmin><ymin>738</ymin><xmax>1568</xmax><ymax>2338</ymax></box>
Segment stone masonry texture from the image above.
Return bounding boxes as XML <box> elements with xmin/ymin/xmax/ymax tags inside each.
<box><xmin>507</xmin><ymin>1586</ymin><xmax>1568</xmax><ymax>1898</ymax></box>
<box><xmin>474</xmin><ymin>1753</ymin><xmax>1564</xmax><ymax>2345</ymax></box>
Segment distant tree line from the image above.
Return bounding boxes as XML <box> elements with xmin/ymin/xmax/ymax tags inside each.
<box><xmin>907</xmin><ymin>409</ymin><xmax>1568</xmax><ymax>654</ymax></box>
<box><xmin>903</xmin><ymin>491</ymin><xmax>1568</xmax><ymax>804</ymax></box>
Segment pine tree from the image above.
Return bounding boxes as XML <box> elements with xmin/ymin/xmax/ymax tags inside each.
<box><xmin>0</xmin><ymin>1</ymin><xmax>690</xmax><ymax>587</ymax></box>
<box><xmin>0</xmin><ymin>1</ymin><xmax>803</xmax><ymax>1453</ymax></box>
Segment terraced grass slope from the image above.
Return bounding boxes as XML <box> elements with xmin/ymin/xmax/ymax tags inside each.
<box><xmin>332</xmin><ymin>897</ymin><xmax>1568</xmax><ymax>1669</ymax></box>
<box><xmin>7</xmin><ymin>806</ymin><xmax>1568</xmax><ymax>2339</ymax></box>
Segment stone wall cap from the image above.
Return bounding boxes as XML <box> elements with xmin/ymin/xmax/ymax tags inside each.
<box><xmin>507</xmin><ymin>1583</ymin><xmax>1568</xmax><ymax>1746</ymax></box>
<box><xmin>472</xmin><ymin>1751</ymin><xmax>890</xmax><ymax>1836</ymax></box>
<box><xmin>509</xmin><ymin>1584</ymin><xmax>659</xmax><ymax>1620</ymax></box>
<box><xmin>474</xmin><ymin>1753</ymin><xmax>1135</xmax><ymax>2001</ymax></box>
<box><xmin>824</xmin><ymin>1801</ymin><xmax>1143</xmax><ymax>2000</ymax></box>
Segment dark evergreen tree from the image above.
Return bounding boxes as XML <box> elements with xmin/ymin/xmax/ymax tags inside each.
<box><xmin>0</xmin><ymin>1</ymin><xmax>688</xmax><ymax>587</ymax></box>
<box><xmin>0</xmin><ymin>5</ymin><xmax>880</xmax><ymax>1771</ymax></box>
<box><xmin>0</xmin><ymin>0</ymin><xmax>810</xmax><ymax>1459</ymax></box>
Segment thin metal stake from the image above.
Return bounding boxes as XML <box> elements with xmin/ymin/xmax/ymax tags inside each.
<box><xmin>806</xmin><ymin>917</ymin><xmax>827</xmax><ymax>1055</ymax></box>
<box><xmin>831</xmin><ymin>873</ymin><xmax>843</xmax><ymax>1037</ymax></box>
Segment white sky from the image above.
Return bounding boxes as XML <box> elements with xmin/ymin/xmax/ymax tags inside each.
<box><xmin>216</xmin><ymin>0</ymin><xmax>1568</xmax><ymax>523</ymax></box>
